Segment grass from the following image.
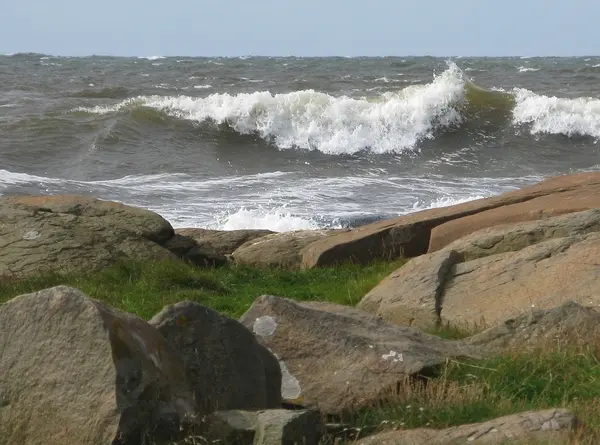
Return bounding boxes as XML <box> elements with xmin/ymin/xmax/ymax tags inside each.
<box><xmin>3</xmin><ymin>258</ymin><xmax>599</xmax><ymax>444</ymax></box>
<box><xmin>0</xmin><ymin>258</ymin><xmax>405</xmax><ymax>320</ymax></box>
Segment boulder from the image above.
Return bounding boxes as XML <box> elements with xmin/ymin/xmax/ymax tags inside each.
<box><xmin>300</xmin><ymin>172</ymin><xmax>600</xmax><ymax>268</ymax></box>
<box><xmin>355</xmin><ymin>409</ymin><xmax>580</xmax><ymax>445</ymax></box>
<box><xmin>428</xmin><ymin>183</ymin><xmax>600</xmax><ymax>253</ymax></box>
<box><xmin>232</xmin><ymin>229</ymin><xmax>347</xmax><ymax>269</ymax></box>
<box><xmin>149</xmin><ymin>301</ymin><xmax>282</xmax><ymax>413</ymax></box>
<box><xmin>358</xmin><ymin>250</ymin><xmax>459</xmax><ymax>330</ymax></box>
<box><xmin>175</xmin><ymin>228</ymin><xmax>273</xmax><ymax>256</ymax></box>
<box><xmin>466</xmin><ymin>301</ymin><xmax>600</xmax><ymax>354</ymax></box>
<box><xmin>239</xmin><ymin>295</ymin><xmax>479</xmax><ymax>415</ymax></box>
<box><xmin>197</xmin><ymin>409</ymin><xmax>323</xmax><ymax>445</ymax></box>
<box><xmin>0</xmin><ymin>286</ymin><xmax>195</xmax><ymax>445</ymax></box>
<box><xmin>161</xmin><ymin>234</ymin><xmax>228</xmax><ymax>267</ymax></box>
<box><xmin>442</xmin><ymin>208</ymin><xmax>600</xmax><ymax>261</ymax></box>
<box><xmin>359</xmin><ymin>210</ymin><xmax>600</xmax><ymax>330</ymax></box>
<box><xmin>0</xmin><ymin>195</ymin><xmax>177</xmax><ymax>279</ymax></box>
<box><xmin>440</xmin><ymin>232</ymin><xmax>600</xmax><ymax>329</ymax></box>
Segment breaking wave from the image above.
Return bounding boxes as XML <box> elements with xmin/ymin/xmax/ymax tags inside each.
<box><xmin>71</xmin><ymin>62</ymin><xmax>600</xmax><ymax>154</ymax></box>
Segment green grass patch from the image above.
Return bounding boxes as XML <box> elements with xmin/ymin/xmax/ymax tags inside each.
<box><xmin>0</xmin><ymin>258</ymin><xmax>405</xmax><ymax>320</ymax></box>
<box><xmin>337</xmin><ymin>349</ymin><xmax>600</xmax><ymax>443</ymax></box>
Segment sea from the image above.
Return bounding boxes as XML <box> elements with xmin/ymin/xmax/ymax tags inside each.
<box><xmin>1</xmin><ymin>54</ymin><xmax>600</xmax><ymax>231</ymax></box>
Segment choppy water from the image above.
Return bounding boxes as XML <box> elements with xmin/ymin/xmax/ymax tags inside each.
<box><xmin>2</xmin><ymin>54</ymin><xmax>600</xmax><ymax>230</ymax></box>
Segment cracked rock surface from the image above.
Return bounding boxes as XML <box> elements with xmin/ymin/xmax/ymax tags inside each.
<box><xmin>359</xmin><ymin>209</ymin><xmax>600</xmax><ymax>330</ymax></box>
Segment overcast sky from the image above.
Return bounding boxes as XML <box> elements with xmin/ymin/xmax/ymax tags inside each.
<box><xmin>2</xmin><ymin>0</ymin><xmax>598</xmax><ymax>57</ymax></box>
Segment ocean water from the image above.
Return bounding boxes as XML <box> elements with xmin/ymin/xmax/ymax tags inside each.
<box><xmin>1</xmin><ymin>54</ymin><xmax>599</xmax><ymax>231</ymax></box>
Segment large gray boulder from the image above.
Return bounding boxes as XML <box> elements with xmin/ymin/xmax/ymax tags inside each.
<box><xmin>0</xmin><ymin>286</ymin><xmax>195</xmax><ymax>445</ymax></box>
<box><xmin>0</xmin><ymin>195</ymin><xmax>176</xmax><ymax>279</ymax></box>
<box><xmin>239</xmin><ymin>295</ymin><xmax>478</xmax><ymax>415</ymax></box>
<box><xmin>149</xmin><ymin>301</ymin><xmax>282</xmax><ymax>413</ymax></box>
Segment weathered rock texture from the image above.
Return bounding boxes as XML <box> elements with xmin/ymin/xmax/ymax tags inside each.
<box><xmin>300</xmin><ymin>172</ymin><xmax>600</xmax><ymax>268</ymax></box>
<box><xmin>239</xmin><ymin>295</ymin><xmax>478</xmax><ymax>415</ymax></box>
<box><xmin>232</xmin><ymin>229</ymin><xmax>347</xmax><ymax>269</ymax></box>
<box><xmin>0</xmin><ymin>286</ymin><xmax>195</xmax><ymax>445</ymax></box>
<box><xmin>149</xmin><ymin>301</ymin><xmax>282</xmax><ymax>413</ymax></box>
<box><xmin>175</xmin><ymin>228</ymin><xmax>273</xmax><ymax>256</ymax></box>
<box><xmin>198</xmin><ymin>409</ymin><xmax>323</xmax><ymax>445</ymax></box>
<box><xmin>466</xmin><ymin>301</ymin><xmax>600</xmax><ymax>354</ymax></box>
<box><xmin>360</xmin><ymin>210</ymin><xmax>600</xmax><ymax>330</ymax></box>
<box><xmin>355</xmin><ymin>409</ymin><xmax>580</xmax><ymax>445</ymax></box>
<box><xmin>0</xmin><ymin>195</ymin><xmax>177</xmax><ymax>279</ymax></box>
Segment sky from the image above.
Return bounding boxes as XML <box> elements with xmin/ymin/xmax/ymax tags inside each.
<box><xmin>1</xmin><ymin>0</ymin><xmax>598</xmax><ymax>57</ymax></box>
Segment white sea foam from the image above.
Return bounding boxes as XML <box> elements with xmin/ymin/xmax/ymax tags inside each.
<box><xmin>193</xmin><ymin>84</ymin><xmax>212</xmax><ymax>89</ymax></box>
<box><xmin>518</xmin><ymin>66</ymin><xmax>540</xmax><ymax>73</ymax></box>
<box><xmin>512</xmin><ymin>88</ymin><xmax>600</xmax><ymax>138</ymax></box>
<box><xmin>212</xmin><ymin>207</ymin><xmax>321</xmax><ymax>231</ymax></box>
<box><xmin>139</xmin><ymin>55</ymin><xmax>165</xmax><ymax>60</ymax></box>
<box><xmin>76</xmin><ymin>62</ymin><xmax>467</xmax><ymax>154</ymax></box>
<box><xmin>410</xmin><ymin>195</ymin><xmax>487</xmax><ymax>212</ymax></box>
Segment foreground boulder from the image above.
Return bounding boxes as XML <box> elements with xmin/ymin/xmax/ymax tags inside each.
<box><xmin>149</xmin><ymin>301</ymin><xmax>282</xmax><ymax>413</ymax></box>
<box><xmin>301</xmin><ymin>172</ymin><xmax>600</xmax><ymax>268</ymax></box>
<box><xmin>360</xmin><ymin>210</ymin><xmax>600</xmax><ymax>330</ymax></box>
<box><xmin>0</xmin><ymin>286</ymin><xmax>195</xmax><ymax>445</ymax></box>
<box><xmin>232</xmin><ymin>229</ymin><xmax>347</xmax><ymax>269</ymax></box>
<box><xmin>355</xmin><ymin>409</ymin><xmax>581</xmax><ymax>445</ymax></box>
<box><xmin>175</xmin><ymin>228</ymin><xmax>273</xmax><ymax>257</ymax></box>
<box><xmin>239</xmin><ymin>295</ymin><xmax>479</xmax><ymax>415</ymax></box>
<box><xmin>466</xmin><ymin>301</ymin><xmax>600</xmax><ymax>353</ymax></box>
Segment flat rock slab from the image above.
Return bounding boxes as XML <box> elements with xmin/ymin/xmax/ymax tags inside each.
<box><xmin>239</xmin><ymin>295</ymin><xmax>478</xmax><ymax>415</ymax></box>
<box><xmin>429</xmin><ymin>185</ymin><xmax>600</xmax><ymax>252</ymax></box>
<box><xmin>355</xmin><ymin>409</ymin><xmax>580</xmax><ymax>445</ymax></box>
<box><xmin>359</xmin><ymin>210</ymin><xmax>600</xmax><ymax>330</ymax></box>
<box><xmin>175</xmin><ymin>228</ymin><xmax>273</xmax><ymax>256</ymax></box>
<box><xmin>441</xmin><ymin>232</ymin><xmax>600</xmax><ymax>329</ymax></box>
<box><xmin>0</xmin><ymin>195</ymin><xmax>177</xmax><ymax>279</ymax></box>
<box><xmin>300</xmin><ymin>172</ymin><xmax>600</xmax><ymax>268</ymax></box>
<box><xmin>232</xmin><ymin>229</ymin><xmax>347</xmax><ymax>270</ymax></box>
<box><xmin>149</xmin><ymin>301</ymin><xmax>282</xmax><ymax>413</ymax></box>
<box><xmin>0</xmin><ymin>286</ymin><xmax>194</xmax><ymax>445</ymax></box>
<box><xmin>443</xmin><ymin>208</ymin><xmax>600</xmax><ymax>261</ymax></box>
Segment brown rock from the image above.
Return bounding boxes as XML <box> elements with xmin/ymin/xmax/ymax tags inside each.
<box><xmin>300</xmin><ymin>172</ymin><xmax>600</xmax><ymax>268</ymax></box>
<box><xmin>0</xmin><ymin>286</ymin><xmax>195</xmax><ymax>445</ymax></box>
<box><xmin>428</xmin><ymin>184</ymin><xmax>600</xmax><ymax>253</ymax></box>
<box><xmin>239</xmin><ymin>295</ymin><xmax>478</xmax><ymax>415</ymax></box>
<box><xmin>0</xmin><ymin>195</ymin><xmax>177</xmax><ymax>279</ymax></box>
<box><xmin>358</xmin><ymin>250</ymin><xmax>459</xmax><ymax>330</ymax></box>
<box><xmin>465</xmin><ymin>301</ymin><xmax>600</xmax><ymax>354</ymax></box>
<box><xmin>161</xmin><ymin>234</ymin><xmax>228</xmax><ymax>267</ymax></box>
<box><xmin>440</xmin><ymin>232</ymin><xmax>600</xmax><ymax>329</ymax></box>
<box><xmin>355</xmin><ymin>409</ymin><xmax>580</xmax><ymax>445</ymax></box>
<box><xmin>443</xmin><ymin>208</ymin><xmax>600</xmax><ymax>261</ymax></box>
<box><xmin>175</xmin><ymin>228</ymin><xmax>273</xmax><ymax>256</ymax></box>
<box><xmin>149</xmin><ymin>301</ymin><xmax>282</xmax><ymax>413</ymax></box>
<box><xmin>359</xmin><ymin>210</ymin><xmax>600</xmax><ymax>330</ymax></box>
<box><xmin>233</xmin><ymin>229</ymin><xmax>347</xmax><ymax>269</ymax></box>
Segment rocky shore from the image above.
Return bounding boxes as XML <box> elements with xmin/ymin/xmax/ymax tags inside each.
<box><xmin>3</xmin><ymin>172</ymin><xmax>600</xmax><ymax>444</ymax></box>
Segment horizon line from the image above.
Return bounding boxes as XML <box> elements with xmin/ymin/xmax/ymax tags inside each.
<box><xmin>2</xmin><ymin>52</ymin><xmax>600</xmax><ymax>59</ymax></box>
